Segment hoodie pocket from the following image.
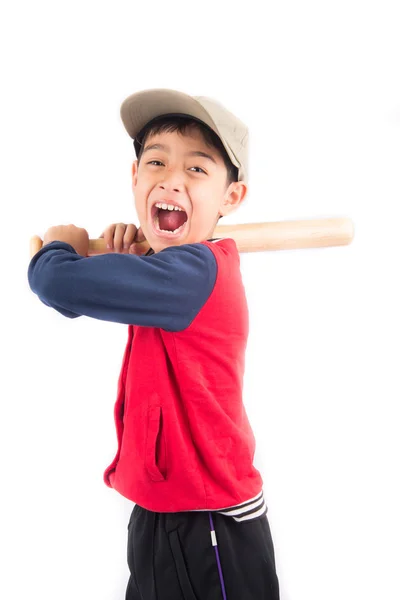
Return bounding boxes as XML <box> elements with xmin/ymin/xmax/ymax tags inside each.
<box><xmin>168</xmin><ymin>529</ymin><xmax>198</xmax><ymax>600</ymax></box>
<box><xmin>145</xmin><ymin>405</ymin><xmax>167</xmax><ymax>482</ymax></box>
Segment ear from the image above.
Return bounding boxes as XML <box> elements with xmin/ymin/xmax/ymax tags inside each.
<box><xmin>218</xmin><ymin>181</ymin><xmax>247</xmax><ymax>217</ymax></box>
<box><xmin>131</xmin><ymin>160</ymin><xmax>138</xmax><ymax>190</ymax></box>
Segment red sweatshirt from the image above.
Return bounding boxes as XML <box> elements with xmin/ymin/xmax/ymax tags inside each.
<box><xmin>103</xmin><ymin>238</ymin><xmax>264</xmax><ymax>513</ymax></box>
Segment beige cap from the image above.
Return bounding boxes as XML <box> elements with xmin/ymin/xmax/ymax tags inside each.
<box><xmin>120</xmin><ymin>88</ymin><xmax>249</xmax><ymax>184</ymax></box>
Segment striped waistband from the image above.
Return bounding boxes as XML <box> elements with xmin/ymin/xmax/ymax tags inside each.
<box><xmin>190</xmin><ymin>490</ymin><xmax>267</xmax><ymax>523</ymax></box>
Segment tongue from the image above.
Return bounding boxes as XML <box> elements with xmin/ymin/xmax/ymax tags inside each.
<box><xmin>158</xmin><ymin>208</ymin><xmax>187</xmax><ymax>232</ymax></box>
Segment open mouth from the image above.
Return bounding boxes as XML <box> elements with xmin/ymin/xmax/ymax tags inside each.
<box><xmin>151</xmin><ymin>202</ymin><xmax>189</xmax><ymax>237</ymax></box>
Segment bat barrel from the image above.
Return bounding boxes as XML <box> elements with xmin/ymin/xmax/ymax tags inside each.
<box><xmin>214</xmin><ymin>217</ymin><xmax>354</xmax><ymax>252</ymax></box>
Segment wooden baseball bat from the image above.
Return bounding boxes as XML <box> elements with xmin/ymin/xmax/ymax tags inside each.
<box><xmin>29</xmin><ymin>217</ymin><xmax>354</xmax><ymax>258</ymax></box>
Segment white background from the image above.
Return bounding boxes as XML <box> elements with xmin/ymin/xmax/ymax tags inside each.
<box><xmin>1</xmin><ymin>1</ymin><xmax>399</xmax><ymax>599</ymax></box>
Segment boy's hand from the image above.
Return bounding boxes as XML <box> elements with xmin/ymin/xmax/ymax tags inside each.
<box><xmin>99</xmin><ymin>223</ymin><xmax>148</xmax><ymax>255</ymax></box>
<box><xmin>43</xmin><ymin>225</ymin><xmax>89</xmax><ymax>257</ymax></box>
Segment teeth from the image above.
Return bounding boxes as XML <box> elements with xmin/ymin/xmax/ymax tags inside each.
<box><xmin>155</xmin><ymin>202</ymin><xmax>184</xmax><ymax>212</ymax></box>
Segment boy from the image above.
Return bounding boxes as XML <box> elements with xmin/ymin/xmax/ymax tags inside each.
<box><xmin>28</xmin><ymin>88</ymin><xmax>280</xmax><ymax>599</ymax></box>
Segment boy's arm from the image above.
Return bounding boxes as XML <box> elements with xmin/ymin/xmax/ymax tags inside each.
<box><xmin>27</xmin><ymin>240</ymin><xmax>217</xmax><ymax>331</ymax></box>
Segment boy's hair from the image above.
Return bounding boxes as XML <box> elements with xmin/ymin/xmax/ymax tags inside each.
<box><xmin>135</xmin><ymin>115</ymin><xmax>239</xmax><ymax>189</ymax></box>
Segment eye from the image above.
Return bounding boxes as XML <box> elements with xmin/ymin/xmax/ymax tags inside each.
<box><xmin>147</xmin><ymin>160</ymin><xmax>164</xmax><ymax>166</ymax></box>
<box><xmin>189</xmin><ymin>166</ymin><xmax>206</xmax><ymax>174</ymax></box>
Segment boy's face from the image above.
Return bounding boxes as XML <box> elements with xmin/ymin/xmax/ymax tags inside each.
<box><xmin>131</xmin><ymin>127</ymin><xmax>247</xmax><ymax>253</ymax></box>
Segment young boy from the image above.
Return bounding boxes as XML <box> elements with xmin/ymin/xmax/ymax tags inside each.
<box><xmin>28</xmin><ymin>88</ymin><xmax>280</xmax><ymax>599</ymax></box>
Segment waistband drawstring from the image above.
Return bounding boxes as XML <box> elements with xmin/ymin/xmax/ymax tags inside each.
<box><xmin>209</xmin><ymin>512</ymin><xmax>227</xmax><ymax>600</ymax></box>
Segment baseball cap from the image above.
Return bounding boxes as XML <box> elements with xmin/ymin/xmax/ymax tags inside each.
<box><xmin>120</xmin><ymin>88</ymin><xmax>249</xmax><ymax>184</ymax></box>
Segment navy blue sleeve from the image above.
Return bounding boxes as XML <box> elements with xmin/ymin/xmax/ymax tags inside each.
<box><xmin>27</xmin><ymin>240</ymin><xmax>217</xmax><ymax>331</ymax></box>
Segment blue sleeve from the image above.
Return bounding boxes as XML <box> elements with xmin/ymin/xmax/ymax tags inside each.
<box><xmin>27</xmin><ymin>241</ymin><xmax>217</xmax><ymax>331</ymax></box>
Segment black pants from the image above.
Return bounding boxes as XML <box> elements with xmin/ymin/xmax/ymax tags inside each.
<box><xmin>125</xmin><ymin>503</ymin><xmax>280</xmax><ymax>600</ymax></box>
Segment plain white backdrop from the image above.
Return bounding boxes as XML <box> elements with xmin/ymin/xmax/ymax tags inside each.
<box><xmin>1</xmin><ymin>1</ymin><xmax>399</xmax><ymax>599</ymax></box>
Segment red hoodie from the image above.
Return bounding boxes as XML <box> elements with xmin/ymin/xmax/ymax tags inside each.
<box><xmin>103</xmin><ymin>238</ymin><xmax>264</xmax><ymax>512</ymax></box>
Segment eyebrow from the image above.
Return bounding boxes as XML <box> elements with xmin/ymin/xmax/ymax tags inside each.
<box><xmin>142</xmin><ymin>143</ymin><xmax>217</xmax><ymax>164</ymax></box>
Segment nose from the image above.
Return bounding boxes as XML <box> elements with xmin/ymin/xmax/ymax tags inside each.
<box><xmin>158</xmin><ymin>167</ymin><xmax>184</xmax><ymax>193</ymax></box>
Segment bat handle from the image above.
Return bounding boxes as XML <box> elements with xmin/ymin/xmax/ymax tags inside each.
<box><xmin>30</xmin><ymin>235</ymin><xmax>44</xmax><ymax>257</ymax></box>
<box><xmin>29</xmin><ymin>236</ymin><xmax>151</xmax><ymax>258</ymax></box>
